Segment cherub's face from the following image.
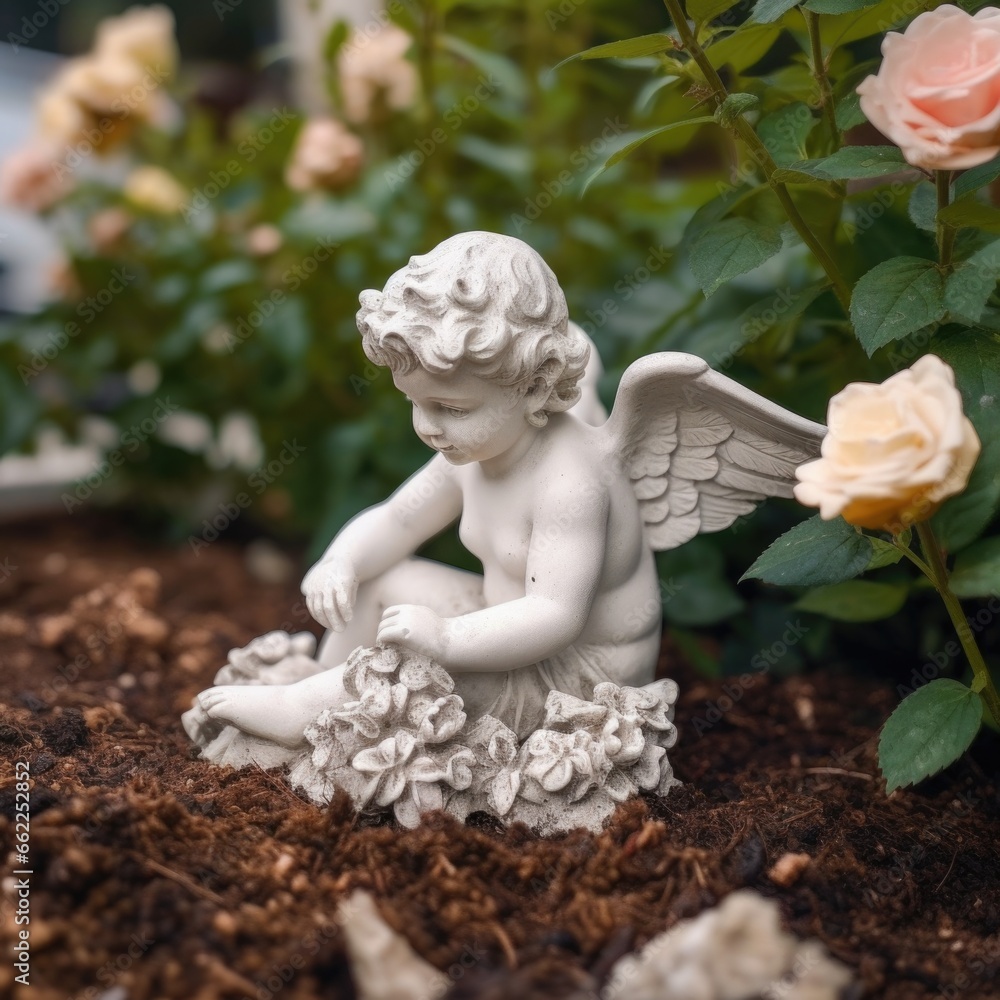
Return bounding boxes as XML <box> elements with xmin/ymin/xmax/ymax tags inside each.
<box><xmin>393</xmin><ymin>366</ymin><xmax>537</xmax><ymax>465</ymax></box>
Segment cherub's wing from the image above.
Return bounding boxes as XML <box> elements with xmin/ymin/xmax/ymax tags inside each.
<box><xmin>604</xmin><ymin>352</ymin><xmax>825</xmax><ymax>550</ymax></box>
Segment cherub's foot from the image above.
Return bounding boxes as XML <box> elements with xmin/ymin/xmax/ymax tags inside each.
<box><xmin>181</xmin><ymin>701</ymin><xmax>221</xmax><ymax>745</ymax></box>
<box><xmin>197</xmin><ymin>685</ymin><xmax>313</xmax><ymax>748</ymax></box>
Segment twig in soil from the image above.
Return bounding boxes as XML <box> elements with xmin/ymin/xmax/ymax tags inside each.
<box><xmin>804</xmin><ymin>767</ymin><xmax>873</xmax><ymax>781</ymax></box>
<box><xmin>253</xmin><ymin>762</ymin><xmax>305</xmax><ymax>804</ymax></box>
<box><xmin>489</xmin><ymin>921</ymin><xmax>518</xmax><ymax>969</ymax></box>
<box><xmin>197</xmin><ymin>954</ymin><xmax>260</xmax><ymax>995</ymax></box>
<box><xmin>779</xmin><ymin>805</ymin><xmax>823</xmax><ymax>826</ymax></box>
<box><xmin>935</xmin><ymin>847</ymin><xmax>960</xmax><ymax>892</ymax></box>
<box><xmin>134</xmin><ymin>853</ymin><xmax>226</xmax><ymax>905</ymax></box>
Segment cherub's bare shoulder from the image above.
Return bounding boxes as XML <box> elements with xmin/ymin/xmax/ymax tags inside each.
<box><xmin>537</xmin><ymin>421</ymin><xmax>613</xmax><ymax>502</ymax></box>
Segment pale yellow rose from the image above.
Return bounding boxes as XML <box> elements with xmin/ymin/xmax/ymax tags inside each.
<box><xmin>857</xmin><ymin>5</ymin><xmax>1000</xmax><ymax>170</ymax></box>
<box><xmin>124</xmin><ymin>165</ymin><xmax>187</xmax><ymax>214</ymax></box>
<box><xmin>0</xmin><ymin>142</ymin><xmax>74</xmax><ymax>211</ymax></box>
<box><xmin>794</xmin><ymin>355</ymin><xmax>981</xmax><ymax>533</ymax></box>
<box><xmin>94</xmin><ymin>4</ymin><xmax>178</xmax><ymax>77</ymax></box>
<box><xmin>285</xmin><ymin>118</ymin><xmax>364</xmax><ymax>192</ymax></box>
<box><xmin>338</xmin><ymin>24</ymin><xmax>418</xmax><ymax>124</ymax></box>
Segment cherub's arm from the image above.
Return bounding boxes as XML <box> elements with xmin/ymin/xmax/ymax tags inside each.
<box><xmin>379</xmin><ymin>473</ymin><xmax>609</xmax><ymax>671</ymax></box>
<box><xmin>304</xmin><ymin>455</ymin><xmax>461</xmax><ymax>628</ymax></box>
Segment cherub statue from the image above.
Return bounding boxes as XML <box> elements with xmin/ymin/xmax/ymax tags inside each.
<box><xmin>182</xmin><ymin>231</ymin><xmax>824</xmax><ymax>831</ymax></box>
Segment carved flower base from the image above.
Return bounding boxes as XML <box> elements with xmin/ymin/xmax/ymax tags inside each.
<box><xmin>184</xmin><ymin>633</ymin><xmax>681</xmax><ymax>835</ymax></box>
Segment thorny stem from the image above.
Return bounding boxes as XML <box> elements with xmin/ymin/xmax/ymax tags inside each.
<box><xmin>804</xmin><ymin>10</ymin><xmax>839</xmax><ymax>146</ymax></box>
<box><xmin>915</xmin><ymin>522</ymin><xmax>1000</xmax><ymax>724</ymax></box>
<box><xmin>661</xmin><ymin>0</ymin><xmax>853</xmax><ymax>313</ymax></box>
<box><xmin>936</xmin><ymin>170</ymin><xmax>956</xmax><ymax>271</ymax></box>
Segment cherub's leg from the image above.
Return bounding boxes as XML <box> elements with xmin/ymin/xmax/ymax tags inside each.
<box><xmin>197</xmin><ymin>559</ymin><xmax>485</xmax><ymax>746</ymax></box>
<box><xmin>315</xmin><ymin>557</ymin><xmax>485</xmax><ymax>668</ymax></box>
<box><xmin>198</xmin><ymin>666</ymin><xmax>350</xmax><ymax>748</ymax></box>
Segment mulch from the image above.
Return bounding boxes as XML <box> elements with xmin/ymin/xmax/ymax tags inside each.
<box><xmin>0</xmin><ymin>514</ymin><xmax>997</xmax><ymax>1000</ymax></box>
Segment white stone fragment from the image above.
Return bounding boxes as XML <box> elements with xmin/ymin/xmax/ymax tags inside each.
<box><xmin>603</xmin><ymin>891</ymin><xmax>853</xmax><ymax>1000</ymax></box>
<box><xmin>338</xmin><ymin>890</ymin><xmax>449</xmax><ymax>1000</ymax></box>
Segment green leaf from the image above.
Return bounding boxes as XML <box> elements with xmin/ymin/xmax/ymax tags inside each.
<box><xmin>663</xmin><ymin>572</ymin><xmax>746</xmax><ymax>626</ymax></box>
<box><xmin>702</xmin><ymin>24</ymin><xmax>782</xmax><ymax>73</ymax></box>
<box><xmin>879</xmin><ymin>679</ymin><xmax>983</xmax><ymax>792</ymax></box>
<box><xmin>200</xmin><ymin>259</ymin><xmax>256</xmax><ymax>293</ymax></box>
<box><xmin>778</xmin><ymin>145</ymin><xmax>910</xmax><ymax>182</ymax></box>
<box><xmin>581</xmin><ymin>117</ymin><xmax>715</xmax><ymax>195</ymax></box>
<box><xmin>439</xmin><ymin>35</ymin><xmax>528</xmax><ymax>103</ymax></box>
<box><xmin>834</xmin><ymin>90</ymin><xmax>866</xmax><ymax>131</ymax></box>
<box><xmin>689</xmin><ymin>218</ymin><xmax>784</xmax><ymax>297</ymax></box>
<box><xmin>908</xmin><ymin>182</ymin><xmax>938</xmax><ymax>233</ymax></box>
<box><xmin>945</xmin><ymin>239</ymin><xmax>1000</xmax><ymax>323</ymax></box>
<box><xmin>715</xmin><ymin>93</ymin><xmax>760</xmax><ymax>128</ymax></box>
<box><xmin>259</xmin><ymin>296</ymin><xmax>310</xmax><ymax>364</ymax></box>
<box><xmin>758</xmin><ymin>103</ymin><xmax>817</xmax><ymax>166</ymax></box>
<box><xmin>867</xmin><ymin>534</ymin><xmax>906</xmax><ymax>570</ymax></box>
<box><xmin>954</xmin><ymin>155</ymin><xmax>1000</xmax><ymax>200</ymax></box>
<box><xmin>932</xmin><ymin>333</ymin><xmax>1000</xmax><ymax>550</ymax></box>
<box><xmin>950</xmin><ymin>536</ymin><xmax>1000</xmax><ymax>598</ymax></box>
<box><xmin>939</xmin><ymin>198</ymin><xmax>1000</xmax><ymax>235</ymax></box>
<box><xmin>752</xmin><ymin>0</ymin><xmax>800</xmax><ymax>22</ymax></box>
<box><xmin>850</xmin><ymin>257</ymin><xmax>946</xmax><ymax>355</ymax></box>
<box><xmin>741</xmin><ymin>515</ymin><xmax>874</xmax><ymax>586</ymax></box>
<box><xmin>561</xmin><ymin>33</ymin><xmax>676</xmax><ymax>66</ymax></box>
<box><xmin>804</xmin><ymin>0</ymin><xmax>879</xmax><ymax>11</ymax></box>
<box><xmin>322</xmin><ymin>19</ymin><xmax>349</xmax><ymax>64</ymax></box>
<box><xmin>689</xmin><ymin>0</ymin><xmax>741</xmax><ymax>22</ymax></box>
<box><xmin>796</xmin><ymin>580</ymin><xmax>908</xmax><ymax>621</ymax></box>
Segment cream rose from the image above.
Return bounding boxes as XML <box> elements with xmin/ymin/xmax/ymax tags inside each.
<box><xmin>284</xmin><ymin>118</ymin><xmax>364</xmax><ymax>192</ymax></box>
<box><xmin>794</xmin><ymin>355</ymin><xmax>981</xmax><ymax>533</ymax></box>
<box><xmin>338</xmin><ymin>25</ymin><xmax>418</xmax><ymax>124</ymax></box>
<box><xmin>94</xmin><ymin>4</ymin><xmax>179</xmax><ymax>76</ymax></box>
<box><xmin>857</xmin><ymin>5</ymin><xmax>1000</xmax><ymax>170</ymax></box>
<box><xmin>124</xmin><ymin>165</ymin><xmax>188</xmax><ymax>214</ymax></box>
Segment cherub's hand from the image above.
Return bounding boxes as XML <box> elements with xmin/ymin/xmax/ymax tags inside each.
<box><xmin>377</xmin><ymin>604</ymin><xmax>449</xmax><ymax>661</ymax></box>
<box><xmin>302</xmin><ymin>557</ymin><xmax>358</xmax><ymax>631</ymax></box>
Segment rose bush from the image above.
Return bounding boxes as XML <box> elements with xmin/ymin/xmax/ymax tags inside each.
<box><xmin>857</xmin><ymin>5</ymin><xmax>1000</xmax><ymax>170</ymax></box>
<box><xmin>794</xmin><ymin>355</ymin><xmax>981</xmax><ymax>532</ymax></box>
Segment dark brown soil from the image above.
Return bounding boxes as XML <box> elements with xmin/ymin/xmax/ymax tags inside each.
<box><xmin>1</xmin><ymin>516</ymin><xmax>998</xmax><ymax>1000</ymax></box>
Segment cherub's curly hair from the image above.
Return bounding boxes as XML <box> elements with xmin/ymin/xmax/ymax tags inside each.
<box><xmin>356</xmin><ymin>232</ymin><xmax>589</xmax><ymax>426</ymax></box>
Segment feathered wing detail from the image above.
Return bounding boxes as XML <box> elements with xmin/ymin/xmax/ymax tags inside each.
<box><xmin>604</xmin><ymin>353</ymin><xmax>826</xmax><ymax>551</ymax></box>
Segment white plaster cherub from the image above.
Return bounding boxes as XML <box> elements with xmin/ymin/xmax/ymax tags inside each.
<box><xmin>184</xmin><ymin>231</ymin><xmax>824</xmax><ymax>759</ymax></box>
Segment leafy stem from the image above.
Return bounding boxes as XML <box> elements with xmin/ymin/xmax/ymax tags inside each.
<box><xmin>804</xmin><ymin>10</ymin><xmax>839</xmax><ymax>147</ymax></box>
<box><xmin>936</xmin><ymin>169</ymin><xmax>956</xmax><ymax>271</ymax></box>
<box><xmin>661</xmin><ymin>0</ymin><xmax>852</xmax><ymax>313</ymax></box>
<box><xmin>912</xmin><ymin>521</ymin><xmax>1000</xmax><ymax>723</ymax></box>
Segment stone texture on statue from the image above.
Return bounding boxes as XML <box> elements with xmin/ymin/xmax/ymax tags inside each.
<box><xmin>182</xmin><ymin>231</ymin><xmax>825</xmax><ymax>833</ymax></box>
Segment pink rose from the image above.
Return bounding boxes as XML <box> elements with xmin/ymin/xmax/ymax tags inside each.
<box><xmin>284</xmin><ymin>118</ymin><xmax>363</xmax><ymax>192</ymax></box>
<box><xmin>0</xmin><ymin>142</ymin><xmax>73</xmax><ymax>211</ymax></box>
<box><xmin>857</xmin><ymin>5</ymin><xmax>1000</xmax><ymax>170</ymax></box>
